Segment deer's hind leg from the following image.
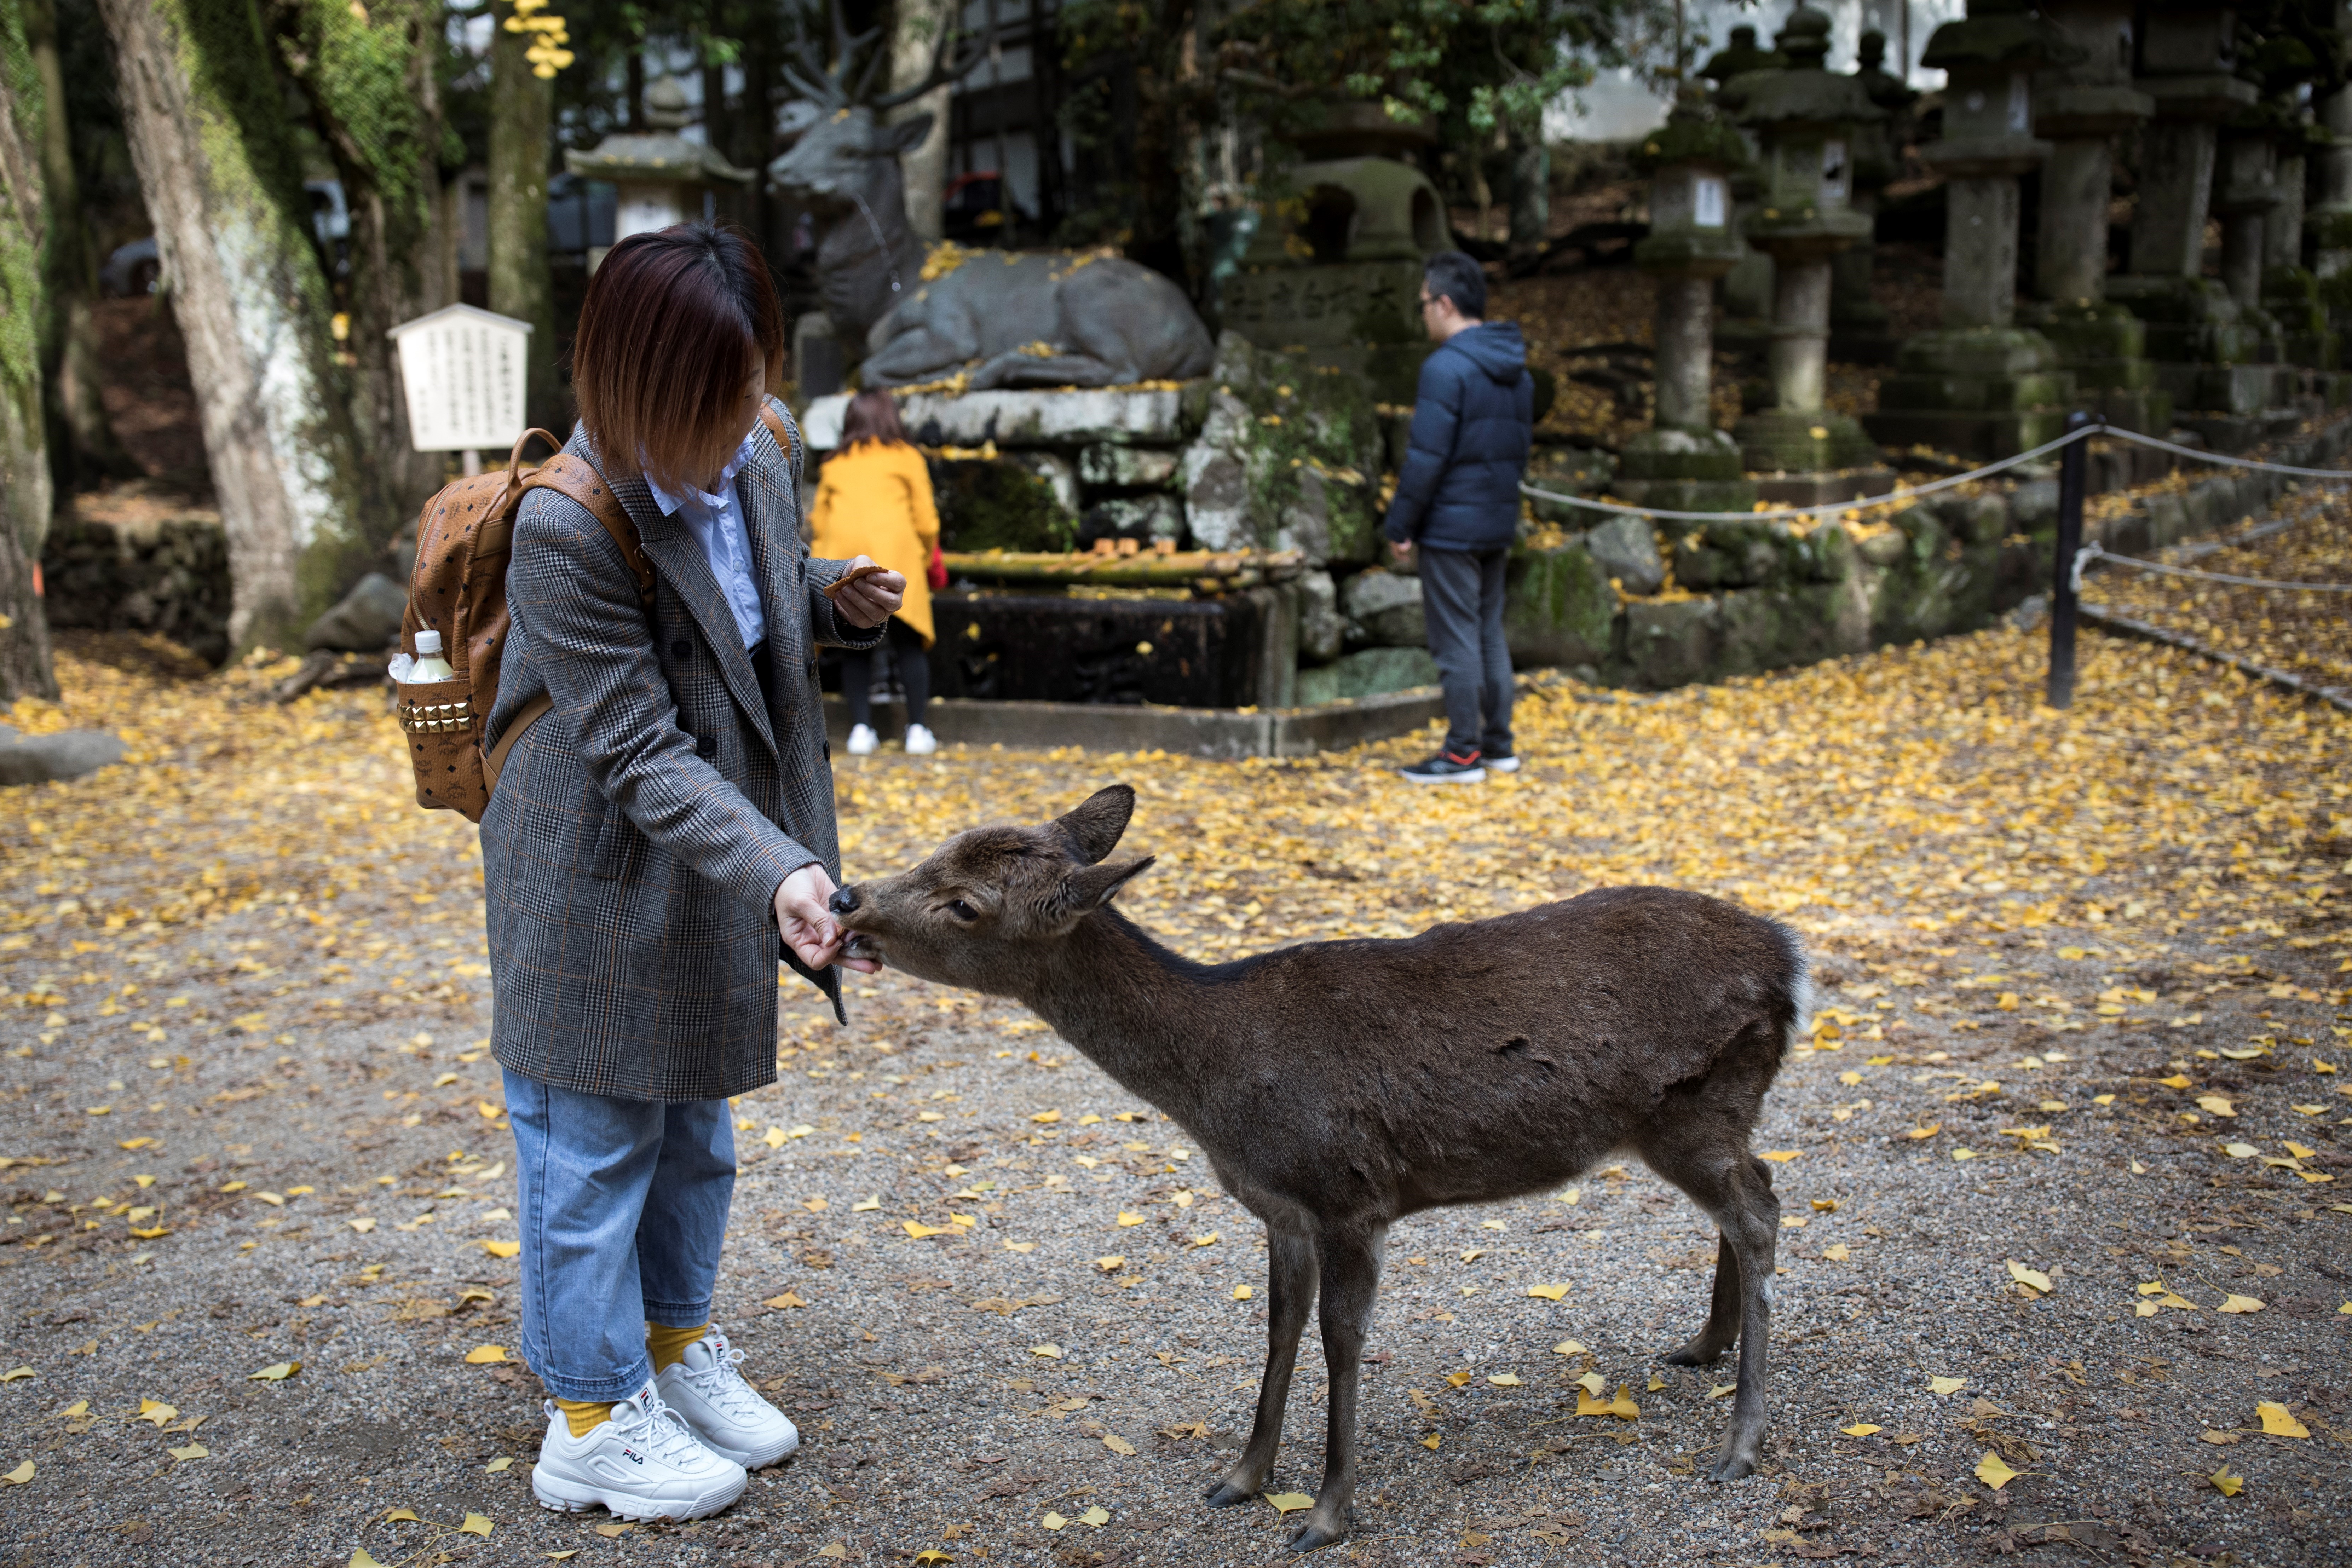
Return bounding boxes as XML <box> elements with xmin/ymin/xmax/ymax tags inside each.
<box><xmin>1206</xmin><ymin>1223</ymin><xmax>1318</xmax><ymax>1508</ymax></box>
<box><xmin>1662</xmin><ymin>1235</ymin><xmax>1742</xmax><ymax>1367</ymax></box>
<box><xmin>1642</xmin><ymin>1144</ymin><xmax>1780</xmax><ymax>1482</ymax></box>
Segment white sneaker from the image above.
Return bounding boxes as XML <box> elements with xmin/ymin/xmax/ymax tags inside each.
<box><xmin>904</xmin><ymin>723</ymin><xmax>938</xmax><ymax>756</ymax></box>
<box><xmin>655</xmin><ymin>1325</ymin><xmax>801</xmax><ymax>1468</ymax></box>
<box><xmin>1487</xmin><ymin>754</ymin><xmax>1522</xmax><ymax>773</ymax></box>
<box><xmin>846</xmin><ymin>723</ymin><xmax>878</xmax><ymax>756</ymax></box>
<box><xmin>531</xmin><ymin>1380</ymin><xmax>747</xmax><ymax>1522</ymax></box>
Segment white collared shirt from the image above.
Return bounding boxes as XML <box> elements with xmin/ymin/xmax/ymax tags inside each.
<box><xmin>647</xmin><ymin>433</ymin><xmax>766</xmax><ymax>648</ymax></box>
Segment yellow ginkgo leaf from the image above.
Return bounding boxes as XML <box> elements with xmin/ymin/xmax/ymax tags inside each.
<box><xmin>2210</xmin><ymin>1464</ymin><xmax>2243</xmax><ymax>1497</ymax></box>
<box><xmin>1525</xmin><ymin>1282</ymin><xmax>1568</xmax><ymax>1301</ymax></box>
<box><xmin>1</xmin><ymin>1460</ymin><xmax>32</xmax><ymax>1485</ymax></box>
<box><xmin>1039</xmin><ymin>1511</ymin><xmax>1069</xmax><ymax>1530</ymax></box>
<box><xmin>1974</xmin><ymin>1450</ymin><xmax>2018</xmax><ymax>1490</ymax></box>
<box><xmin>2256</xmin><ymin>1402</ymin><xmax>2309</xmax><ymax>1439</ymax></box>
<box><xmin>1116</xmin><ymin>1212</ymin><xmax>1146</xmax><ymax>1227</ymax></box>
<box><xmin>1102</xmin><ymin>1434</ymin><xmax>1136</xmax><ymax>1456</ymax></box>
<box><xmin>903</xmin><ymin>1222</ymin><xmax>949</xmax><ymax>1238</ymax></box>
<box><xmin>350</xmin><ymin>1552</ymin><xmax>388</xmax><ymax>1568</ymax></box>
<box><xmin>248</xmin><ymin>1362</ymin><xmax>299</xmax><ymax>1381</ymax></box>
<box><xmin>1487</xmin><ymin>1373</ymin><xmax>1522</xmax><ymax>1387</ymax></box>
<box><xmin>1552</xmin><ymin>1339</ymin><xmax>1587</xmax><ymax>1355</ymax></box>
<box><xmin>1929</xmin><ymin>1376</ymin><xmax>1966</xmax><ymax>1395</ymax></box>
<box><xmin>2007</xmin><ymin>1260</ymin><xmax>2053</xmax><ymax>1293</ymax></box>
<box><xmin>1265</xmin><ymin>1492</ymin><xmax>1316</xmax><ymax>1513</ymax></box>
<box><xmin>1906</xmin><ymin>1124</ymin><xmax>1941</xmax><ymax>1140</ymax></box>
<box><xmin>463</xmin><ymin>1345</ymin><xmax>508</xmax><ymax>1364</ymax></box>
<box><xmin>1842</xmin><ymin>1423</ymin><xmax>1883</xmax><ymax>1436</ymax></box>
<box><xmin>1575</xmin><ymin>1383</ymin><xmax>1640</xmax><ymax>1419</ymax></box>
<box><xmin>2218</xmin><ymin>1295</ymin><xmax>2266</xmax><ymax>1314</ymax></box>
<box><xmin>1030</xmin><ymin>1344</ymin><xmax>1063</xmax><ymax>1359</ymax></box>
<box><xmin>1079</xmin><ymin>1505</ymin><xmax>1111</xmax><ymax>1527</ymax></box>
<box><xmin>1233</xmin><ymin>1285</ymin><xmax>1252</xmax><ymax>1301</ymax></box>
<box><xmin>1759</xmin><ymin>1150</ymin><xmax>1801</xmax><ymax>1163</ymax></box>
<box><xmin>459</xmin><ymin>1512</ymin><xmax>493</xmax><ymax>1536</ymax></box>
<box><xmin>383</xmin><ymin>1507</ymin><xmax>419</xmax><ymax>1522</ymax></box>
<box><xmin>479</xmin><ymin>1240</ymin><xmax>520</xmax><ymax>1258</ymax></box>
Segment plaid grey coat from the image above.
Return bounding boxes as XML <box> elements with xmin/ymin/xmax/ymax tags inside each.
<box><xmin>479</xmin><ymin>399</ymin><xmax>881</xmax><ymax>1102</ymax></box>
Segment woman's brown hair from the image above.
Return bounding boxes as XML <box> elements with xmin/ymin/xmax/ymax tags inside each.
<box><xmin>838</xmin><ymin>389</ymin><xmax>909</xmax><ymax>451</ymax></box>
<box><xmin>570</xmin><ymin>223</ymin><xmax>784</xmax><ymax>494</ymax></box>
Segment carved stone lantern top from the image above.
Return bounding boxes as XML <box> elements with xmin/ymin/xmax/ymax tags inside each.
<box><xmin>565</xmin><ymin>75</ymin><xmax>756</xmax><ymax>189</ymax></box>
<box><xmin>1699</xmin><ymin>25</ymin><xmax>1786</xmax><ymax>86</ymax></box>
<box><xmin>1634</xmin><ymin>84</ymin><xmax>1751</xmax><ymax>280</ymax></box>
<box><xmin>2134</xmin><ymin>6</ymin><xmax>2258</xmax><ymax>123</ymax></box>
<box><xmin>1723</xmin><ymin>7</ymin><xmax>1878</xmax><ymax>262</ymax></box>
<box><xmin>1921</xmin><ymin>1</ymin><xmax>2083</xmax><ymax>180</ymax></box>
<box><xmin>2032</xmin><ymin>0</ymin><xmax>2151</xmax><ymax>140</ymax></box>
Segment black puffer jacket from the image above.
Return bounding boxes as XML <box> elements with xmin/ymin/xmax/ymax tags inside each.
<box><xmin>1381</xmin><ymin>322</ymin><xmax>1534</xmax><ymax>551</ymax></box>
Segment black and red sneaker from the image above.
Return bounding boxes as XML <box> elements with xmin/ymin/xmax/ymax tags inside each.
<box><xmin>1398</xmin><ymin>748</ymin><xmax>1487</xmax><ymax>785</ymax></box>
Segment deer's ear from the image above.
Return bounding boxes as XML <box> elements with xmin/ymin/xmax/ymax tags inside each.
<box><xmin>881</xmin><ymin>111</ymin><xmax>936</xmax><ymax>155</ymax></box>
<box><xmin>1065</xmin><ymin>855</ymin><xmax>1155</xmax><ymax>913</ymax></box>
<box><xmin>1054</xmin><ymin>784</ymin><xmax>1134</xmax><ymax>864</ymax></box>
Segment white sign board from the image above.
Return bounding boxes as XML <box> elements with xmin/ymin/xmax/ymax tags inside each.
<box><xmin>1694</xmin><ymin>174</ymin><xmax>1727</xmax><ymax>229</ymax></box>
<box><xmin>388</xmin><ymin>304</ymin><xmax>532</xmax><ymax>454</ymax></box>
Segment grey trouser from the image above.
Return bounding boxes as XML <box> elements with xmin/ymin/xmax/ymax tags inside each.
<box><xmin>1418</xmin><ymin>545</ymin><xmax>1513</xmax><ymax>759</ymax></box>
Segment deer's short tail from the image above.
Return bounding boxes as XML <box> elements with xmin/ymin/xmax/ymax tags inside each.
<box><xmin>1773</xmin><ymin>921</ymin><xmax>1815</xmax><ymax>1059</ymax></box>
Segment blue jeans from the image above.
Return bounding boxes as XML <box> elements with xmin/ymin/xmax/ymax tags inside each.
<box><xmin>505</xmin><ymin>1068</ymin><xmax>737</xmax><ymax>1401</ymax></box>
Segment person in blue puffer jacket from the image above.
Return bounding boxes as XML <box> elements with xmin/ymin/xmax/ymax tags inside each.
<box><xmin>1382</xmin><ymin>250</ymin><xmax>1534</xmax><ymax>784</ymax></box>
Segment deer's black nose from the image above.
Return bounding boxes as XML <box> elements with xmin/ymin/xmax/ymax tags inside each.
<box><xmin>828</xmin><ymin>886</ymin><xmax>859</xmax><ymax>916</ymax></box>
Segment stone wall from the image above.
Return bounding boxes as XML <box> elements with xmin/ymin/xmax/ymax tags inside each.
<box><xmin>42</xmin><ymin>502</ymin><xmax>233</xmax><ymax>666</ymax></box>
<box><xmin>1503</xmin><ymin>420</ymin><xmax>2352</xmax><ymax>691</ymax></box>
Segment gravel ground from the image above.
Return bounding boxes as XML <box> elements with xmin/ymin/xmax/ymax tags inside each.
<box><xmin>1</xmin><ymin>624</ymin><xmax>2347</xmax><ymax>1568</ymax></box>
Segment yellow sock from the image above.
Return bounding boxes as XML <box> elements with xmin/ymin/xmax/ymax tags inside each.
<box><xmin>554</xmin><ymin>1398</ymin><xmax>613</xmax><ymax>1439</ymax></box>
<box><xmin>646</xmin><ymin>1321</ymin><xmax>708</xmax><ymax>1373</ymax></box>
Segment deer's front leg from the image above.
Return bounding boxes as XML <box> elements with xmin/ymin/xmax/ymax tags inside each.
<box><xmin>1205</xmin><ymin>1226</ymin><xmax>1318</xmax><ymax>1508</ymax></box>
<box><xmin>1289</xmin><ymin>1224</ymin><xmax>1385</xmax><ymax>1553</ymax></box>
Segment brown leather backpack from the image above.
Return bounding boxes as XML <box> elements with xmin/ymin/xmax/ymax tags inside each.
<box><xmin>396</xmin><ymin>429</ymin><xmax>651</xmax><ymax>820</ymax></box>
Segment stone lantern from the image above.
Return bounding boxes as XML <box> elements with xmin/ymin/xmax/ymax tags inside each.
<box><xmin>2020</xmin><ymin>1</ymin><xmax>2164</xmax><ymax>443</ymax></box>
<box><xmin>1829</xmin><ymin>29</ymin><xmax>1916</xmax><ymax>364</ymax></box>
<box><xmin>1722</xmin><ymin>6</ymin><xmax>1884</xmax><ymax>495</ymax></box>
<box><xmin>2214</xmin><ymin>113</ymin><xmax>2286</xmax><ymax>358</ymax></box>
<box><xmin>1704</xmin><ymin>26</ymin><xmax>1786</xmax><ymax>359</ymax></box>
<box><xmin>564</xmin><ymin>75</ymin><xmax>754</xmax><ymax>269</ymax></box>
<box><xmin>1865</xmin><ymin>0</ymin><xmax>2081</xmax><ymax>460</ymax></box>
<box><xmin>2256</xmin><ymin>110</ymin><xmax>2339</xmax><ymax>374</ymax></box>
<box><xmin>1615</xmin><ymin>85</ymin><xmax>1757</xmax><ymax>513</ymax></box>
<box><xmin>2106</xmin><ymin>7</ymin><xmax>2285</xmax><ymax>451</ymax></box>
<box><xmin>2313</xmin><ymin>1</ymin><xmax>2352</xmax><ymax>283</ymax></box>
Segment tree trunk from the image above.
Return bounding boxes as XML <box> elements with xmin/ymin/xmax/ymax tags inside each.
<box><xmin>489</xmin><ymin>0</ymin><xmax>558</xmax><ymax>432</ymax></box>
<box><xmin>24</xmin><ymin>0</ymin><xmax>136</xmax><ymax>490</ymax></box>
<box><xmin>889</xmin><ymin>0</ymin><xmax>955</xmax><ymax>245</ymax></box>
<box><xmin>97</xmin><ymin>0</ymin><xmax>376</xmax><ymax>653</ymax></box>
<box><xmin>0</xmin><ymin>0</ymin><xmax>59</xmax><ymax>699</ymax></box>
<box><xmin>1506</xmin><ymin>118</ymin><xmax>1548</xmax><ymax>261</ymax></box>
<box><xmin>273</xmin><ymin>0</ymin><xmax>452</xmax><ymax>521</ymax></box>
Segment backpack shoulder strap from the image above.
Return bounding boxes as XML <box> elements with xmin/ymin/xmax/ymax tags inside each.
<box><xmin>759</xmin><ymin>403</ymin><xmax>802</xmax><ymax>499</ymax></box>
<box><xmin>523</xmin><ymin>456</ymin><xmax>655</xmax><ymax>607</ymax></box>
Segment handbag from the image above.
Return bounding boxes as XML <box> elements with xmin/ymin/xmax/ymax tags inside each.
<box><xmin>927</xmin><ymin>542</ymin><xmax>948</xmax><ymax>590</ymax></box>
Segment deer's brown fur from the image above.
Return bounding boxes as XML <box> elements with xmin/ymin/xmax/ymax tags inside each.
<box><xmin>830</xmin><ymin>786</ymin><xmax>1811</xmax><ymax>1552</ymax></box>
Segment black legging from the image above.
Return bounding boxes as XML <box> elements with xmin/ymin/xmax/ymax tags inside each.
<box><xmin>840</xmin><ymin>617</ymin><xmax>930</xmax><ymax>732</ymax></box>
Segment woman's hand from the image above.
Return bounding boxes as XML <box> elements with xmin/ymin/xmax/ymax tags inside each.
<box><xmin>833</xmin><ymin>556</ymin><xmax>905</xmax><ymax>628</ymax></box>
<box><xmin>775</xmin><ymin>863</ymin><xmax>882</xmax><ymax>974</ymax></box>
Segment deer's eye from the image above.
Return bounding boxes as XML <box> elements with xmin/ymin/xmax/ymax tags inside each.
<box><xmin>945</xmin><ymin>899</ymin><xmax>979</xmax><ymax>922</ymax></box>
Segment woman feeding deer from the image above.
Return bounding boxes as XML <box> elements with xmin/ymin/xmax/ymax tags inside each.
<box><xmin>475</xmin><ymin>222</ymin><xmax>902</xmax><ymax>1523</ymax></box>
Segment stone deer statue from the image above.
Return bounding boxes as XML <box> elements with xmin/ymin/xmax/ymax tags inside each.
<box><xmin>828</xmin><ymin>785</ymin><xmax>1814</xmax><ymax>1553</ymax></box>
<box><xmin>767</xmin><ymin>0</ymin><xmax>1213</xmax><ymax>390</ymax></box>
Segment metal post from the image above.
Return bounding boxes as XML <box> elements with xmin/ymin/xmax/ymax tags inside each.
<box><xmin>2046</xmin><ymin>409</ymin><xmax>2090</xmax><ymax>709</ymax></box>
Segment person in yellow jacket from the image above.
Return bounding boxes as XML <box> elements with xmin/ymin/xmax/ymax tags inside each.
<box><xmin>807</xmin><ymin>390</ymin><xmax>941</xmax><ymax>755</ymax></box>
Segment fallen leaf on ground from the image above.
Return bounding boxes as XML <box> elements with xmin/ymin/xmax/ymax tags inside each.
<box><xmin>1822</xmin><ymin>1243</ymin><xmax>1852</xmax><ymax>1261</ymax></box>
<box><xmin>1553</xmin><ymin>1339</ymin><xmax>1587</xmax><ymax>1355</ymax></box>
<box><xmin>764</xmin><ymin>1291</ymin><xmax>809</xmax><ymax>1310</ymax></box>
<box><xmin>1526</xmin><ymin>1282</ymin><xmax>1568</xmax><ymax>1301</ymax></box>
<box><xmin>1488</xmin><ymin>1373</ymin><xmax>1522</xmax><ymax>1386</ymax></box>
<box><xmin>1975</xmin><ymin>1451</ymin><xmax>2018</xmax><ymax>1490</ymax></box>
<box><xmin>463</xmin><ymin>1345</ymin><xmax>508</xmax><ymax>1364</ymax></box>
<box><xmin>2218</xmin><ymin>1295</ymin><xmax>2266</xmax><ymax>1314</ymax></box>
<box><xmin>1030</xmin><ymin>1344</ymin><xmax>1063</xmax><ymax>1359</ymax></box>
<box><xmin>1102</xmin><ymin>1434</ymin><xmax>1136</xmax><ymax>1455</ymax></box>
<box><xmin>480</xmin><ymin>1240</ymin><xmax>520</xmax><ymax>1258</ymax></box>
<box><xmin>1079</xmin><ymin>1505</ymin><xmax>1111</xmax><ymax>1526</ymax></box>
<box><xmin>1577</xmin><ymin>1384</ymin><xmax>1640</xmax><ymax>1418</ymax></box>
<box><xmin>248</xmin><ymin>1363</ymin><xmax>298</xmax><ymax>1382</ymax></box>
<box><xmin>486</xmin><ymin>1456</ymin><xmax>512</xmax><ymax>1472</ymax></box>
<box><xmin>1233</xmin><ymin>1285</ymin><xmax>1252</xmax><ymax>1300</ymax></box>
<box><xmin>1929</xmin><ymin>1376</ymin><xmax>1967</xmax><ymax>1395</ymax></box>
<box><xmin>1760</xmin><ymin>1150</ymin><xmax>1800</xmax><ymax>1163</ymax></box>
<box><xmin>1117</xmin><ymin>1212</ymin><xmax>1146</xmax><ymax>1227</ymax></box>
<box><xmin>2211</xmin><ymin>1464</ymin><xmax>2244</xmax><ymax>1497</ymax></box>
<box><xmin>1040</xmin><ymin>1511</ymin><xmax>1068</xmax><ymax>1530</ymax></box>
<box><xmin>1842</xmin><ymin>1423</ymin><xmax>1883</xmax><ymax>1436</ymax></box>
<box><xmin>0</xmin><ymin>1368</ymin><xmax>33</xmax><ymax>1383</ymax></box>
<box><xmin>133</xmin><ymin>1399</ymin><xmax>176</xmax><ymax>1425</ymax></box>
<box><xmin>2256</xmin><ymin>1402</ymin><xmax>2309</xmax><ymax>1438</ymax></box>
<box><xmin>1</xmin><ymin>1461</ymin><xmax>31</xmax><ymax>1485</ymax></box>
<box><xmin>384</xmin><ymin>1508</ymin><xmax>418</xmax><ymax>1522</ymax></box>
<box><xmin>167</xmin><ymin>1442</ymin><xmax>208</xmax><ymax>1460</ymax></box>
<box><xmin>2007</xmin><ymin>1260</ymin><xmax>2053</xmax><ymax>1293</ymax></box>
<box><xmin>458</xmin><ymin>1513</ymin><xmax>492</xmax><ymax>1536</ymax></box>
<box><xmin>1266</xmin><ymin>1492</ymin><xmax>1315</xmax><ymax>1512</ymax></box>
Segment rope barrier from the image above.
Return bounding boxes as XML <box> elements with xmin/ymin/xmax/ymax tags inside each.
<box><xmin>2071</xmin><ymin>540</ymin><xmax>2352</xmax><ymax>595</ymax></box>
<box><xmin>1519</xmin><ymin>419</ymin><xmax>2352</xmax><ymax>523</ymax></box>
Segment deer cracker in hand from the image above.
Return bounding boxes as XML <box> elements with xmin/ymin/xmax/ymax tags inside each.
<box><xmin>826</xmin><ymin>785</ymin><xmax>1813</xmax><ymax>1553</ymax></box>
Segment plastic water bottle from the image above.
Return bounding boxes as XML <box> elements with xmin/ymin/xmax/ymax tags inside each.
<box><xmin>404</xmin><ymin>629</ymin><xmax>456</xmax><ymax>684</ymax></box>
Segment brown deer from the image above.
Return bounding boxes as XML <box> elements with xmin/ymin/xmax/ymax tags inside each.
<box><xmin>829</xmin><ymin>786</ymin><xmax>1812</xmax><ymax>1552</ymax></box>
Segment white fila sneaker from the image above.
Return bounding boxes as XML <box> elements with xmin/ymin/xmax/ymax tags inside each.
<box><xmin>530</xmin><ymin>1380</ymin><xmax>747</xmax><ymax>1522</ymax></box>
<box><xmin>655</xmin><ymin>1325</ymin><xmax>801</xmax><ymax>1469</ymax></box>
